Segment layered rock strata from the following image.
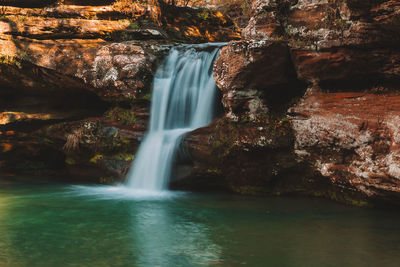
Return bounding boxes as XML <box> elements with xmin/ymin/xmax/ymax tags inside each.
<box><xmin>2</xmin><ymin>0</ymin><xmax>400</xmax><ymax>206</ymax></box>
<box><xmin>0</xmin><ymin>1</ymin><xmax>238</xmax><ymax>182</ymax></box>
<box><xmin>183</xmin><ymin>0</ymin><xmax>400</xmax><ymax>205</ymax></box>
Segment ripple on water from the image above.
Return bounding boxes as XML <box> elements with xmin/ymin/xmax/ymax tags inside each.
<box><xmin>66</xmin><ymin>185</ymin><xmax>187</xmax><ymax>201</ymax></box>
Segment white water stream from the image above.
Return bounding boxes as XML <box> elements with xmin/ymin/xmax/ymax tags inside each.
<box><xmin>126</xmin><ymin>43</ymin><xmax>223</xmax><ymax>192</ymax></box>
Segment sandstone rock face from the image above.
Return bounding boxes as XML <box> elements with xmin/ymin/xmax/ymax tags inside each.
<box><xmin>0</xmin><ymin>2</ymin><xmax>238</xmax><ymax>182</ymax></box>
<box><xmin>290</xmin><ymin>91</ymin><xmax>400</xmax><ymax>203</ymax></box>
<box><xmin>215</xmin><ymin>40</ymin><xmax>293</xmax><ymax>92</ymax></box>
<box><xmin>286</xmin><ymin>0</ymin><xmax>400</xmax><ymax>86</ymax></box>
<box><xmin>181</xmin><ymin>0</ymin><xmax>400</xmax><ymax>205</ymax></box>
<box><xmin>214</xmin><ymin>39</ymin><xmax>305</xmax><ymax>120</ymax></box>
<box><xmin>2</xmin><ymin>38</ymin><xmax>161</xmax><ymax>101</ymax></box>
<box><xmin>0</xmin><ymin>11</ymin><xmax>164</xmax><ymax>102</ymax></box>
<box><xmin>242</xmin><ymin>0</ymin><xmax>283</xmax><ymax>40</ymax></box>
<box><xmin>291</xmin><ymin>49</ymin><xmax>400</xmax><ymax>86</ymax></box>
<box><xmin>180</xmin><ymin>116</ymin><xmax>301</xmax><ymax>194</ymax></box>
<box><xmin>2</xmin><ymin>0</ymin><xmax>400</xmax><ymax>205</ymax></box>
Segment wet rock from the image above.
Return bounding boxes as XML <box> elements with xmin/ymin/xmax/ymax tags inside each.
<box><xmin>33</xmin><ymin>112</ymin><xmax>147</xmax><ymax>182</ymax></box>
<box><xmin>206</xmin><ymin>0</ymin><xmax>400</xmax><ymax>205</ymax></box>
<box><xmin>214</xmin><ymin>39</ymin><xmax>304</xmax><ymax>120</ymax></box>
<box><xmin>179</xmin><ymin>116</ymin><xmax>298</xmax><ymax>193</ymax></box>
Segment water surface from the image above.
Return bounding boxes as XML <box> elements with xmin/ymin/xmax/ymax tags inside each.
<box><xmin>1</xmin><ymin>179</ymin><xmax>400</xmax><ymax>266</ymax></box>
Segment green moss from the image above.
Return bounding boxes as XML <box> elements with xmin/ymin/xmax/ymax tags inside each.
<box><xmin>310</xmin><ymin>188</ymin><xmax>370</xmax><ymax>207</ymax></box>
<box><xmin>197</xmin><ymin>10</ymin><xmax>210</xmax><ymax>21</ymax></box>
<box><xmin>104</xmin><ymin>107</ymin><xmax>136</xmax><ymax>125</ymax></box>
<box><xmin>114</xmin><ymin>153</ymin><xmax>134</xmax><ymax>161</ymax></box>
<box><xmin>206</xmin><ymin>168</ymin><xmax>222</xmax><ymax>175</ymax></box>
<box><xmin>43</xmin><ymin>138</ymin><xmax>54</xmax><ymax>144</ymax></box>
<box><xmin>90</xmin><ymin>154</ymin><xmax>103</xmax><ymax>164</ymax></box>
<box><xmin>99</xmin><ymin>176</ymin><xmax>115</xmax><ymax>184</ymax></box>
<box><xmin>119</xmin><ymin>137</ymin><xmax>131</xmax><ymax>144</ymax></box>
<box><xmin>17</xmin><ymin>51</ymin><xmax>34</xmax><ymax>62</ymax></box>
<box><xmin>65</xmin><ymin>157</ymin><xmax>76</xmax><ymax>165</ymax></box>
<box><xmin>0</xmin><ymin>55</ymin><xmax>22</xmax><ymax>68</ymax></box>
<box><xmin>142</xmin><ymin>93</ymin><xmax>151</xmax><ymax>101</ymax></box>
<box><xmin>350</xmin><ymin>199</ymin><xmax>368</xmax><ymax>207</ymax></box>
<box><xmin>130</xmin><ymin>21</ymin><xmax>140</xmax><ymax>29</ymax></box>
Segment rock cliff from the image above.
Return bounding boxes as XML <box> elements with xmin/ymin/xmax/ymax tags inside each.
<box><xmin>183</xmin><ymin>0</ymin><xmax>400</xmax><ymax>206</ymax></box>
<box><xmin>2</xmin><ymin>0</ymin><xmax>400</xmax><ymax>206</ymax></box>
<box><xmin>0</xmin><ymin>0</ymin><xmax>238</xmax><ymax>182</ymax></box>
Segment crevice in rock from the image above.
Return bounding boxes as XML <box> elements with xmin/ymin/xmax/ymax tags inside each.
<box><xmin>0</xmin><ymin>61</ymin><xmax>111</xmax><ymax>133</ymax></box>
<box><xmin>0</xmin><ymin>0</ymin><xmax>59</xmax><ymax>8</ymax></box>
<box><xmin>319</xmin><ymin>77</ymin><xmax>400</xmax><ymax>93</ymax></box>
<box><xmin>4</xmin><ymin>29</ymin><xmax>166</xmax><ymax>41</ymax></box>
<box><xmin>261</xmin><ymin>80</ymin><xmax>308</xmax><ymax>113</ymax></box>
<box><xmin>63</xmin><ymin>0</ymin><xmax>116</xmax><ymax>6</ymax></box>
<box><xmin>0</xmin><ymin>0</ymin><xmax>115</xmax><ymax>8</ymax></box>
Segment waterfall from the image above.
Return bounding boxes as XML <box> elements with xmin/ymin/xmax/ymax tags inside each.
<box><xmin>126</xmin><ymin>43</ymin><xmax>223</xmax><ymax>192</ymax></box>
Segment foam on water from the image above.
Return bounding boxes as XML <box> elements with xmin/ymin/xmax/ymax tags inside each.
<box><xmin>67</xmin><ymin>185</ymin><xmax>186</xmax><ymax>201</ymax></box>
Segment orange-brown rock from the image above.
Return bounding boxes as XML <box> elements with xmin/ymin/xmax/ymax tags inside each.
<box><xmin>286</xmin><ymin>0</ymin><xmax>400</xmax><ymax>50</ymax></box>
<box><xmin>214</xmin><ymin>39</ymin><xmax>305</xmax><ymax>120</ymax></box>
<box><xmin>291</xmin><ymin>48</ymin><xmax>400</xmax><ymax>85</ymax></box>
<box><xmin>179</xmin><ymin>116</ymin><xmax>301</xmax><ymax>193</ymax></box>
<box><xmin>0</xmin><ymin>1</ymin><xmax>239</xmax><ymax>182</ymax></box>
<box><xmin>0</xmin><ymin>37</ymin><xmax>159</xmax><ymax>102</ymax></box>
<box><xmin>290</xmin><ymin>91</ymin><xmax>400</xmax><ymax>203</ymax></box>
<box><xmin>203</xmin><ymin>0</ymin><xmax>400</xmax><ymax>205</ymax></box>
<box><xmin>2</xmin><ymin>0</ymin><xmax>400</xmax><ymax>205</ymax></box>
<box><xmin>242</xmin><ymin>0</ymin><xmax>283</xmax><ymax>40</ymax></box>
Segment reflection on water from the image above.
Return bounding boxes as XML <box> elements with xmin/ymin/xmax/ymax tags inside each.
<box><xmin>68</xmin><ymin>185</ymin><xmax>222</xmax><ymax>265</ymax></box>
<box><xmin>1</xmin><ymin>181</ymin><xmax>400</xmax><ymax>266</ymax></box>
<box><xmin>131</xmin><ymin>202</ymin><xmax>221</xmax><ymax>266</ymax></box>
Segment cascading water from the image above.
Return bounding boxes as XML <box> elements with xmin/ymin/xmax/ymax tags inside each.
<box><xmin>126</xmin><ymin>43</ymin><xmax>223</xmax><ymax>192</ymax></box>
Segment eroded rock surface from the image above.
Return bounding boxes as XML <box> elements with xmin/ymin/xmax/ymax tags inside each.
<box><xmin>290</xmin><ymin>92</ymin><xmax>400</xmax><ymax>204</ymax></box>
<box><xmin>0</xmin><ymin>1</ymin><xmax>238</xmax><ymax>182</ymax></box>
<box><xmin>2</xmin><ymin>0</ymin><xmax>400</xmax><ymax>205</ymax></box>
<box><xmin>182</xmin><ymin>0</ymin><xmax>400</xmax><ymax>205</ymax></box>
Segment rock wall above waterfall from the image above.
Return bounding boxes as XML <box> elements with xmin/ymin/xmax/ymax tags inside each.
<box><xmin>183</xmin><ymin>0</ymin><xmax>400</xmax><ymax>206</ymax></box>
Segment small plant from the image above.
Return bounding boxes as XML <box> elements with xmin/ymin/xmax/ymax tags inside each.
<box><xmin>104</xmin><ymin>107</ymin><xmax>136</xmax><ymax>125</ymax></box>
<box><xmin>130</xmin><ymin>20</ymin><xmax>140</xmax><ymax>29</ymax></box>
<box><xmin>142</xmin><ymin>93</ymin><xmax>151</xmax><ymax>100</ymax></box>
<box><xmin>0</xmin><ymin>6</ymin><xmax>7</xmax><ymax>19</ymax></box>
<box><xmin>17</xmin><ymin>51</ymin><xmax>34</xmax><ymax>62</ymax></box>
<box><xmin>0</xmin><ymin>55</ymin><xmax>23</xmax><ymax>68</ymax></box>
<box><xmin>197</xmin><ymin>10</ymin><xmax>209</xmax><ymax>21</ymax></box>
<box><xmin>63</xmin><ymin>129</ymin><xmax>83</xmax><ymax>151</ymax></box>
